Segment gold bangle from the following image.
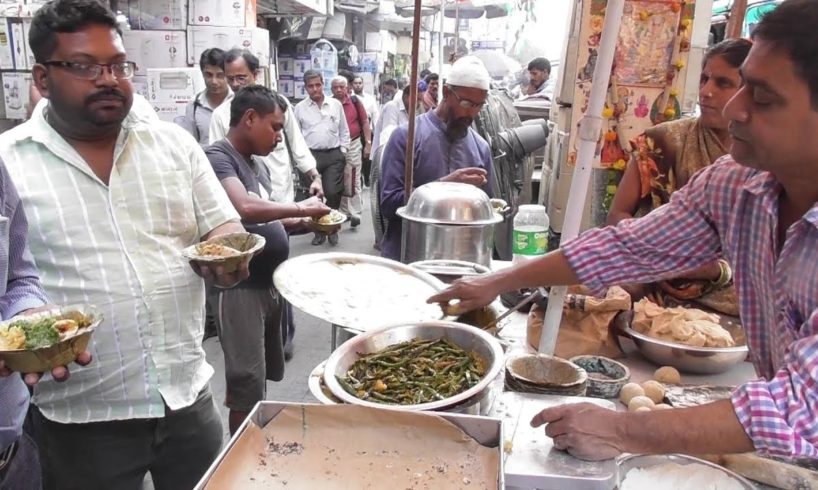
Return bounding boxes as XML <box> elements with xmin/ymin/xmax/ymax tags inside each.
<box><xmin>711</xmin><ymin>259</ymin><xmax>732</xmax><ymax>289</ymax></box>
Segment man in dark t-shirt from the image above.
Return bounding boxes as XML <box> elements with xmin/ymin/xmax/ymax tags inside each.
<box><xmin>204</xmin><ymin>86</ymin><xmax>331</xmax><ymax>434</ymax></box>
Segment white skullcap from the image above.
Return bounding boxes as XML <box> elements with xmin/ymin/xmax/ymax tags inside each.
<box><xmin>446</xmin><ymin>56</ymin><xmax>491</xmax><ymax>91</ymax></box>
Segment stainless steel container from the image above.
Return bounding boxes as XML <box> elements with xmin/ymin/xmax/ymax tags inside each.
<box><xmin>397</xmin><ymin>182</ymin><xmax>502</xmax><ymax>267</ymax></box>
<box><xmin>323</xmin><ymin>321</ymin><xmax>505</xmax><ymax>413</ymax></box>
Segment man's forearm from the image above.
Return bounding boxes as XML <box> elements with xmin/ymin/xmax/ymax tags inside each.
<box><xmin>306</xmin><ymin>169</ymin><xmax>321</xmax><ymax>181</ymax></box>
<box><xmin>202</xmin><ymin>220</ymin><xmax>244</xmax><ymax>241</ymax></box>
<box><xmin>624</xmin><ymin>399</ymin><xmax>754</xmax><ymax>455</ymax></box>
<box><xmin>492</xmin><ymin>250</ymin><xmax>582</xmax><ymax>293</ymax></box>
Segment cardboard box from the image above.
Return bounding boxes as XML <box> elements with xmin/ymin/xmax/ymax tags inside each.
<box><xmin>0</xmin><ymin>20</ymin><xmax>14</xmax><ymax>69</ymax></box>
<box><xmin>186</xmin><ymin>25</ymin><xmax>269</xmax><ymax>67</ymax></box>
<box><xmin>278</xmin><ymin>56</ymin><xmax>293</xmax><ymax>76</ymax></box>
<box><xmin>146</xmin><ymin>67</ymin><xmax>204</xmax><ymax>103</ymax></box>
<box><xmin>188</xmin><ymin>0</ymin><xmax>256</xmax><ymax>28</ymax></box>
<box><xmin>277</xmin><ymin>77</ymin><xmax>294</xmax><ymax>98</ymax></box>
<box><xmin>148</xmin><ymin>100</ymin><xmax>186</xmax><ymax>122</ymax></box>
<box><xmin>131</xmin><ymin>75</ymin><xmax>149</xmax><ymax>99</ymax></box>
<box><xmin>293</xmin><ymin>55</ymin><xmax>310</xmax><ymax>80</ymax></box>
<box><xmin>122</xmin><ymin>30</ymin><xmax>187</xmax><ymax>77</ymax></box>
<box><xmin>2</xmin><ymin>71</ymin><xmax>31</xmax><ymax>120</ymax></box>
<box><xmin>20</xmin><ymin>18</ymin><xmax>34</xmax><ymax>69</ymax></box>
<box><xmin>294</xmin><ymin>80</ymin><xmax>306</xmax><ymax>100</ymax></box>
<box><xmin>127</xmin><ymin>0</ymin><xmax>187</xmax><ymax>30</ymax></box>
<box><xmin>8</xmin><ymin>19</ymin><xmax>26</xmax><ymax>70</ymax></box>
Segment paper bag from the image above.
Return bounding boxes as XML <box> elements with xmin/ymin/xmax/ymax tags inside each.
<box><xmin>527</xmin><ymin>286</ymin><xmax>631</xmax><ymax>359</ymax></box>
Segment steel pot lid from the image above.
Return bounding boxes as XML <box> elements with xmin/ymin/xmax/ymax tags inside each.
<box><xmin>397</xmin><ymin>182</ymin><xmax>502</xmax><ymax>225</ymax></box>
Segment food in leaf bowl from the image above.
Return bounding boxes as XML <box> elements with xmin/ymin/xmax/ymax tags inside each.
<box><xmin>0</xmin><ymin>306</ymin><xmax>101</xmax><ymax>373</ymax></box>
<box><xmin>181</xmin><ymin>232</ymin><xmax>266</xmax><ymax>274</ymax></box>
<box><xmin>311</xmin><ymin>209</ymin><xmax>347</xmax><ymax>233</ymax></box>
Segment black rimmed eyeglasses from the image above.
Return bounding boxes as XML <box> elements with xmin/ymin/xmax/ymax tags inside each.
<box><xmin>43</xmin><ymin>60</ymin><xmax>137</xmax><ymax>80</ymax></box>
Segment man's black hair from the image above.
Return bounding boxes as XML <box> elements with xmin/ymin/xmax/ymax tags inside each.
<box><xmin>229</xmin><ymin>85</ymin><xmax>287</xmax><ymax>128</ymax></box>
<box><xmin>303</xmin><ymin>69</ymin><xmax>322</xmax><ymax>84</ymax></box>
<box><xmin>419</xmin><ymin>69</ymin><xmax>431</xmax><ymax>79</ymax></box>
<box><xmin>199</xmin><ymin>48</ymin><xmax>226</xmax><ymax>71</ymax></box>
<box><xmin>383</xmin><ymin>79</ymin><xmax>398</xmax><ymax>89</ymax></box>
<box><xmin>752</xmin><ymin>0</ymin><xmax>818</xmax><ymax>109</ymax></box>
<box><xmin>225</xmin><ymin>48</ymin><xmax>259</xmax><ymax>73</ymax></box>
<box><xmin>527</xmin><ymin>57</ymin><xmax>551</xmax><ymax>74</ymax></box>
<box><xmin>29</xmin><ymin>0</ymin><xmax>120</xmax><ymax>64</ymax></box>
<box><xmin>424</xmin><ymin>73</ymin><xmax>439</xmax><ymax>83</ymax></box>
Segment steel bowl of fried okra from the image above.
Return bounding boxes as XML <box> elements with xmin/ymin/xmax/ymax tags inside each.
<box><xmin>323</xmin><ymin>321</ymin><xmax>504</xmax><ymax>411</ymax></box>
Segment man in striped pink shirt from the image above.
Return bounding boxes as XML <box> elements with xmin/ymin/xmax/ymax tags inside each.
<box><xmin>431</xmin><ymin>0</ymin><xmax>818</xmax><ymax>461</ymax></box>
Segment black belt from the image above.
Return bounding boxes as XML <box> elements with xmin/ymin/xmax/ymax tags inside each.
<box><xmin>0</xmin><ymin>439</ymin><xmax>18</xmax><ymax>477</ymax></box>
<box><xmin>311</xmin><ymin>147</ymin><xmax>341</xmax><ymax>153</ymax></box>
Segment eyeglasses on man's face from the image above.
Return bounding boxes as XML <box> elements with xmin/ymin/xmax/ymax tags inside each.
<box><xmin>43</xmin><ymin>60</ymin><xmax>137</xmax><ymax>80</ymax></box>
<box><xmin>448</xmin><ymin>87</ymin><xmax>486</xmax><ymax>110</ymax></box>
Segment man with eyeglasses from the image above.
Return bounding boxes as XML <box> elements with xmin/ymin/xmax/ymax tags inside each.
<box><xmin>379</xmin><ymin>56</ymin><xmax>495</xmax><ymax>261</ymax></box>
<box><xmin>0</xmin><ymin>1</ymin><xmax>248</xmax><ymax>487</ymax></box>
<box><xmin>178</xmin><ymin>48</ymin><xmax>230</xmax><ymax>145</ymax></box>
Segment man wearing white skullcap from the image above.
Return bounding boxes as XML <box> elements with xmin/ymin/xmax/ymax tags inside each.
<box><xmin>379</xmin><ymin>56</ymin><xmax>495</xmax><ymax>261</ymax></box>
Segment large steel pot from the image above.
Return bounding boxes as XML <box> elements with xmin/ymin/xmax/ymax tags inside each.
<box><xmin>397</xmin><ymin>182</ymin><xmax>502</xmax><ymax>267</ymax></box>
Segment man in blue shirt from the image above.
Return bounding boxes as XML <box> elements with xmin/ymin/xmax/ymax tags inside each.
<box><xmin>0</xmin><ymin>160</ymin><xmax>89</xmax><ymax>490</ymax></box>
<box><xmin>379</xmin><ymin>56</ymin><xmax>495</xmax><ymax>261</ymax></box>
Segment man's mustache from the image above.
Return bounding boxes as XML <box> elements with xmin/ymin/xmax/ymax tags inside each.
<box><xmin>85</xmin><ymin>90</ymin><xmax>127</xmax><ymax>104</ymax></box>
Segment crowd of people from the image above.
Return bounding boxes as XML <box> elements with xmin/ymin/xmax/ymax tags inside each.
<box><xmin>0</xmin><ymin>0</ymin><xmax>817</xmax><ymax>488</ymax></box>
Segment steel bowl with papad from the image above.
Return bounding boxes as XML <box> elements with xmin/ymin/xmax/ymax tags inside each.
<box><xmin>311</xmin><ymin>209</ymin><xmax>347</xmax><ymax>233</ymax></box>
<box><xmin>0</xmin><ymin>305</ymin><xmax>101</xmax><ymax>373</ymax></box>
<box><xmin>324</xmin><ymin>321</ymin><xmax>504</xmax><ymax>412</ymax></box>
<box><xmin>181</xmin><ymin>232</ymin><xmax>265</xmax><ymax>274</ymax></box>
<box><xmin>620</xmin><ymin>321</ymin><xmax>748</xmax><ymax>375</ymax></box>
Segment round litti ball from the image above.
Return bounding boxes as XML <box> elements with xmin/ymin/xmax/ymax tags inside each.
<box><xmin>635</xmin><ymin>406</ymin><xmax>652</xmax><ymax>412</ymax></box>
<box><xmin>619</xmin><ymin>383</ymin><xmax>645</xmax><ymax>405</ymax></box>
<box><xmin>641</xmin><ymin>380</ymin><xmax>666</xmax><ymax>404</ymax></box>
<box><xmin>654</xmin><ymin>366</ymin><xmax>681</xmax><ymax>384</ymax></box>
<box><xmin>628</xmin><ymin>395</ymin><xmax>655</xmax><ymax>412</ymax></box>
<box><xmin>654</xmin><ymin>404</ymin><xmax>672</xmax><ymax>410</ymax></box>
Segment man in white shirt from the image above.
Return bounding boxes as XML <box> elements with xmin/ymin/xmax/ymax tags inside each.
<box><xmin>369</xmin><ymin>85</ymin><xmax>412</xmax><ymax>251</ymax></box>
<box><xmin>2</xmin><ymin>1</ymin><xmax>249</xmax><ymax>487</ymax></box>
<box><xmin>520</xmin><ymin>57</ymin><xmax>554</xmax><ymax>101</ymax></box>
<box><xmin>294</xmin><ymin>69</ymin><xmax>350</xmax><ymax>246</ymax></box>
<box><xmin>209</xmin><ymin>49</ymin><xmax>323</xmax><ymax>204</ymax></box>
<box><xmin>178</xmin><ymin>48</ymin><xmax>230</xmax><ymax>145</ymax></box>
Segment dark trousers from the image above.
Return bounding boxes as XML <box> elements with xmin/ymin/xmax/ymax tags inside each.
<box><xmin>31</xmin><ymin>387</ymin><xmax>223</xmax><ymax>490</ymax></box>
<box><xmin>313</xmin><ymin>147</ymin><xmax>345</xmax><ymax>210</ymax></box>
<box><xmin>0</xmin><ymin>432</ymin><xmax>42</xmax><ymax>490</ymax></box>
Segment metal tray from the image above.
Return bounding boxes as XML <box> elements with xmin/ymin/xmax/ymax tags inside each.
<box><xmin>273</xmin><ymin>252</ymin><xmax>447</xmax><ymax>332</ymax></box>
<box><xmin>195</xmin><ymin>401</ymin><xmax>505</xmax><ymax>489</ymax></box>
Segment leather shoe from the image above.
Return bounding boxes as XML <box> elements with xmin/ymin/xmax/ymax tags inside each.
<box><xmin>350</xmin><ymin>216</ymin><xmax>361</xmax><ymax>228</ymax></box>
<box><xmin>328</xmin><ymin>233</ymin><xmax>339</xmax><ymax>246</ymax></box>
<box><xmin>311</xmin><ymin>233</ymin><xmax>326</xmax><ymax>245</ymax></box>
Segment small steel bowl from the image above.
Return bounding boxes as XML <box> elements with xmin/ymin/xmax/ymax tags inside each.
<box><xmin>621</xmin><ymin>323</ymin><xmax>748</xmax><ymax>375</ymax></box>
<box><xmin>617</xmin><ymin>454</ymin><xmax>755</xmax><ymax>489</ymax></box>
<box><xmin>323</xmin><ymin>321</ymin><xmax>504</xmax><ymax>412</ymax></box>
<box><xmin>569</xmin><ymin>355</ymin><xmax>630</xmax><ymax>398</ymax></box>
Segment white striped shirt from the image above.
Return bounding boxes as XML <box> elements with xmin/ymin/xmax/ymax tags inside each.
<box><xmin>0</xmin><ymin>104</ymin><xmax>239</xmax><ymax>423</ymax></box>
